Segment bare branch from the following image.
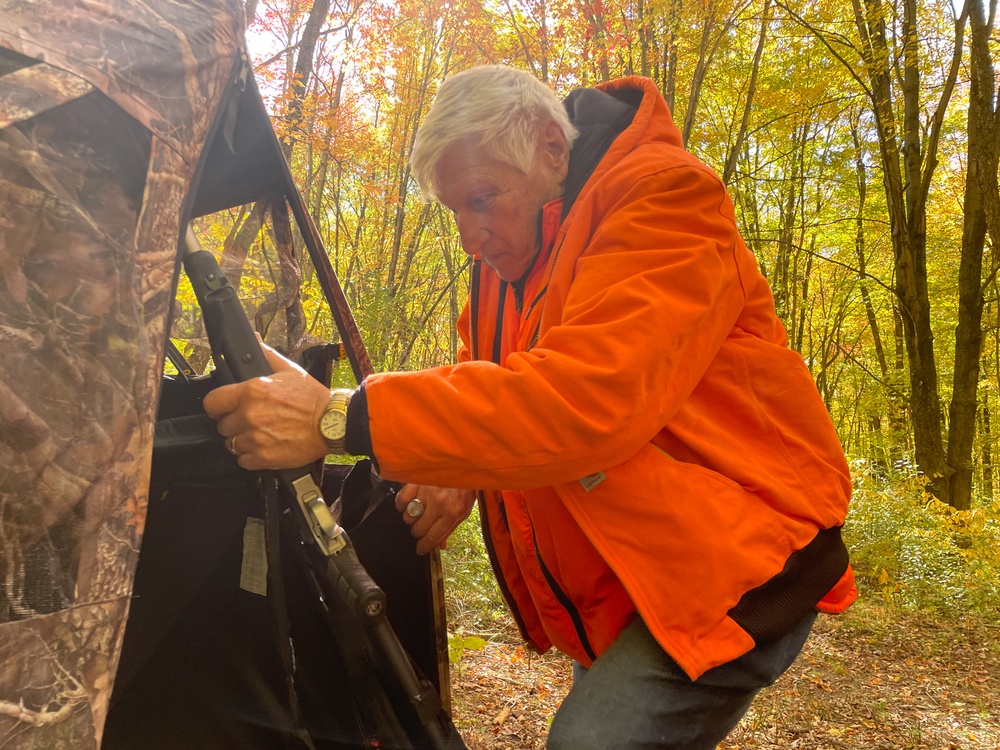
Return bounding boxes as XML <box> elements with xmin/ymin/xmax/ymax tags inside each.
<box><xmin>255</xmin><ymin>23</ymin><xmax>350</xmax><ymax>70</ymax></box>
<box><xmin>775</xmin><ymin>0</ymin><xmax>872</xmax><ymax>98</ymax></box>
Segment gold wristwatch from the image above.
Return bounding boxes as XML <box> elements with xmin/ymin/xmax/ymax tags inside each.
<box><xmin>319</xmin><ymin>388</ymin><xmax>352</xmax><ymax>454</ymax></box>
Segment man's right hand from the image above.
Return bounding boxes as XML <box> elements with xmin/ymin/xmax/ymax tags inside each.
<box><xmin>394</xmin><ymin>485</ymin><xmax>476</xmax><ymax>555</ymax></box>
<box><xmin>202</xmin><ymin>341</ymin><xmax>331</xmax><ymax>471</ymax></box>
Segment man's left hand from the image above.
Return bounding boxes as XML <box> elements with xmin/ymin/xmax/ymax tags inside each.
<box><xmin>395</xmin><ymin>485</ymin><xmax>476</xmax><ymax>555</ymax></box>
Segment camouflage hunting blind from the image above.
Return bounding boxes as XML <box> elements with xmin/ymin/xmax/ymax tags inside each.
<box><xmin>0</xmin><ymin>2</ymin><xmax>456</xmax><ymax>748</ymax></box>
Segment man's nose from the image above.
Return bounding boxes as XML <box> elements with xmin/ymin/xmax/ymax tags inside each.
<box><xmin>455</xmin><ymin>213</ymin><xmax>489</xmax><ymax>255</ymax></box>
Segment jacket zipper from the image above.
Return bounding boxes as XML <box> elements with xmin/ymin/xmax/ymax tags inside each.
<box><xmin>523</xmin><ymin>233</ymin><xmax>566</xmax><ymax>351</ymax></box>
<box><xmin>469</xmin><ymin>260</ymin><xmax>481</xmax><ymax>361</ymax></box>
<box><xmin>493</xmin><ymin>281</ymin><xmax>507</xmax><ymax>364</ymax></box>
<box><xmin>470</xmin><ymin>261</ymin><xmax>537</xmax><ymax>645</ymax></box>
<box><xmin>476</xmin><ymin>491</ymin><xmax>536</xmax><ymax>647</ymax></box>
<box><xmin>530</xmin><ymin>526</ymin><xmax>597</xmax><ymax>662</ymax></box>
<box><xmin>471</xmin><ymin>246</ymin><xmax>595</xmax><ymax>661</ymax></box>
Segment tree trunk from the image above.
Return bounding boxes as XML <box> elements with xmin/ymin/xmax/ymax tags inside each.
<box><xmin>663</xmin><ymin>0</ymin><xmax>681</xmax><ymax>113</ymax></box>
<box><xmin>221</xmin><ymin>201</ymin><xmax>267</xmax><ymax>293</ymax></box>
<box><xmin>851</xmin><ymin>119</ymin><xmax>888</xmax><ymax>378</ymax></box>
<box><xmin>849</xmin><ymin>0</ymin><xmax>965</xmax><ymax>502</ymax></box>
<box><xmin>981</xmin><ymin>393</ymin><xmax>993</xmax><ymax>501</ymax></box>
<box><xmin>244</xmin><ymin>0</ymin><xmax>259</xmax><ymax>28</ymax></box>
<box><xmin>722</xmin><ymin>0</ymin><xmax>771</xmax><ymax>185</ymax></box>
<box><xmin>794</xmin><ymin>236</ymin><xmax>814</xmax><ymax>355</ymax></box>
<box><xmin>503</xmin><ymin>0</ymin><xmax>541</xmax><ymax>80</ymax></box>
<box><xmin>773</xmin><ymin>124</ymin><xmax>805</xmax><ymax>331</ymax></box>
<box><xmin>255</xmin><ymin>200</ymin><xmax>306</xmax><ymax>353</ymax></box>
<box><xmin>282</xmin><ymin>0</ymin><xmax>332</xmax><ymax>160</ymax></box>
<box><xmin>952</xmin><ymin>0</ymin><xmax>1000</xmax><ymax>509</ymax></box>
<box><xmin>681</xmin><ymin>0</ymin><xmax>749</xmax><ymax>146</ymax></box>
<box><xmin>637</xmin><ymin>0</ymin><xmax>651</xmax><ymax>78</ymax></box>
<box><xmin>682</xmin><ymin>1</ymin><xmax>717</xmax><ymax>146</ymax></box>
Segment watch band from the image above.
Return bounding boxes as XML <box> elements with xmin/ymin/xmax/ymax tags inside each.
<box><xmin>320</xmin><ymin>388</ymin><xmax>352</xmax><ymax>454</ymax></box>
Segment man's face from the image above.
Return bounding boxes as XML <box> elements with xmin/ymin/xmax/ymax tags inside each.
<box><xmin>436</xmin><ymin>124</ymin><xmax>568</xmax><ymax>282</ymax></box>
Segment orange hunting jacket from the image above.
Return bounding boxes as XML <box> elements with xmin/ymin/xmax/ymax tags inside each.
<box><xmin>362</xmin><ymin>77</ymin><xmax>856</xmax><ymax>680</ymax></box>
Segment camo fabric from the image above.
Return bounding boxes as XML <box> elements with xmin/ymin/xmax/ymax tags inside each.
<box><xmin>0</xmin><ymin>3</ymin><xmax>243</xmax><ymax>746</ymax></box>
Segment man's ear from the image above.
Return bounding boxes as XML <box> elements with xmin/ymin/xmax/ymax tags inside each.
<box><xmin>541</xmin><ymin>120</ymin><xmax>569</xmax><ymax>175</ymax></box>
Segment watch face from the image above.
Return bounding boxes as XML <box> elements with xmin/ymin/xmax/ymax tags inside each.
<box><xmin>320</xmin><ymin>409</ymin><xmax>347</xmax><ymax>439</ymax></box>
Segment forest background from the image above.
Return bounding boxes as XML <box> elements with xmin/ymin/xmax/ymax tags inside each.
<box><xmin>177</xmin><ymin>0</ymin><xmax>1000</xmax><ymax>713</ymax></box>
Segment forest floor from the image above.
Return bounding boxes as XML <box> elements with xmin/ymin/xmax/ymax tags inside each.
<box><xmin>448</xmin><ymin>599</ymin><xmax>999</xmax><ymax>749</ymax></box>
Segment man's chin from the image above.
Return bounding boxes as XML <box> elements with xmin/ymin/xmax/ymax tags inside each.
<box><xmin>485</xmin><ymin>260</ymin><xmax>521</xmax><ymax>283</ymax></box>
<box><xmin>485</xmin><ymin>254</ymin><xmax>535</xmax><ymax>283</ymax></box>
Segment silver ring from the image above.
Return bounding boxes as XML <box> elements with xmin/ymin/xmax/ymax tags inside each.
<box><xmin>226</xmin><ymin>435</ymin><xmax>240</xmax><ymax>456</ymax></box>
<box><xmin>405</xmin><ymin>498</ymin><xmax>425</xmax><ymax>518</ymax></box>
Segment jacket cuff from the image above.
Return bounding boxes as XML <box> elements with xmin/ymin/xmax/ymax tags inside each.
<box><xmin>344</xmin><ymin>380</ymin><xmax>373</xmax><ymax>457</ymax></box>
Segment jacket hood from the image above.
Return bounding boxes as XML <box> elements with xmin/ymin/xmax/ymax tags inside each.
<box><xmin>562</xmin><ymin>77</ymin><xmax>684</xmax><ymax>219</ymax></box>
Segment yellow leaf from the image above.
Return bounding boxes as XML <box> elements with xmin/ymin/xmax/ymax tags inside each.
<box><xmin>463</xmin><ymin>635</ymin><xmax>487</xmax><ymax>651</ymax></box>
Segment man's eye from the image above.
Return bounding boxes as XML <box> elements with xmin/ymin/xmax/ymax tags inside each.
<box><xmin>470</xmin><ymin>194</ymin><xmax>494</xmax><ymax>209</ymax></box>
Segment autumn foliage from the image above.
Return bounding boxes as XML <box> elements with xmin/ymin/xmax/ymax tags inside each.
<box><xmin>173</xmin><ymin>0</ymin><xmax>1000</xmax><ymax>622</ymax></box>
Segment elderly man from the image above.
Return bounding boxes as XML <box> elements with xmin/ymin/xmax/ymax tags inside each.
<box><xmin>204</xmin><ymin>65</ymin><xmax>856</xmax><ymax>749</ymax></box>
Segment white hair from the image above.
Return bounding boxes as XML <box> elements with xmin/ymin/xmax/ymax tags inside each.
<box><xmin>410</xmin><ymin>66</ymin><xmax>578</xmax><ymax>201</ymax></box>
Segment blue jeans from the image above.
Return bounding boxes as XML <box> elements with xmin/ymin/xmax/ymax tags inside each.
<box><xmin>546</xmin><ymin>611</ymin><xmax>816</xmax><ymax>749</ymax></box>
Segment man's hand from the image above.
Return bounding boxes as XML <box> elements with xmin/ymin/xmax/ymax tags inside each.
<box><xmin>395</xmin><ymin>485</ymin><xmax>476</xmax><ymax>555</ymax></box>
<box><xmin>202</xmin><ymin>341</ymin><xmax>332</xmax><ymax>471</ymax></box>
